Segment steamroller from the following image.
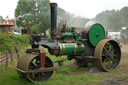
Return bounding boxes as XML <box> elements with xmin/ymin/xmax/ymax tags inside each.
<box><xmin>16</xmin><ymin>3</ymin><xmax>121</xmax><ymax>83</ymax></box>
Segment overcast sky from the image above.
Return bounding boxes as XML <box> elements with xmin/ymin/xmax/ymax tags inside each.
<box><xmin>0</xmin><ymin>0</ymin><xmax>128</xmax><ymax>19</ymax></box>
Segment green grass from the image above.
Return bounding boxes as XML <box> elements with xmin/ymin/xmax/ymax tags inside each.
<box><xmin>0</xmin><ymin>47</ymin><xmax>99</xmax><ymax>85</ymax></box>
<box><xmin>0</xmin><ymin>62</ymin><xmax>99</xmax><ymax>85</ymax></box>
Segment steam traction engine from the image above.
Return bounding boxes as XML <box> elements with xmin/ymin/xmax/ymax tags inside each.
<box><xmin>16</xmin><ymin>3</ymin><xmax>121</xmax><ymax>82</ymax></box>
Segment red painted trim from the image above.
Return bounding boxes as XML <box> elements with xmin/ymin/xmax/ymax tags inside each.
<box><xmin>26</xmin><ymin>49</ymin><xmax>46</xmax><ymax>68</ymax></box>
<box><xmin>40</xmin><ymin>50</ymin><xmax>46</xmax><ymax>68</ymax></box>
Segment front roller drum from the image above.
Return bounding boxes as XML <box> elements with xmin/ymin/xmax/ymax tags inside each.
<box><xmin>94</xmin><ymin>39</ymin><xmax>121</xmax><ymax>71</ymax></box>
<box><xmin>16</xmin><ymin>53</ymin><xmax>54</xmax><ymax>83</ymax></box>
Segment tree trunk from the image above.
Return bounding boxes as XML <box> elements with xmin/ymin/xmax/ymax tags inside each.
<box><xmin>6</xmin><ymin>51</ymin><xmax>8</xmax><ymax>67</ymax></box>
<box><xmin>15</xmin><ymin>47</ymin><xmax>20</xmax><ymax>58</ymax></box>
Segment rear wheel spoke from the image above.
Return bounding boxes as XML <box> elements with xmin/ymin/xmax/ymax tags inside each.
<box><xmin>104</xmin><ymin>47</ymin><xmax>108</xmax><ymax>53</ymax></box>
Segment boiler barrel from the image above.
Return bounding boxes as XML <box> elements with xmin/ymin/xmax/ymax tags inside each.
<box><xmin>48</xmin><ymin>43</ymin><xmax>85</xmax><ymax>56</ymax></box>
<box><xmin>57</xmin><ymin>43</ymin><xmax>85</xmax><ymax>55</ymax></box>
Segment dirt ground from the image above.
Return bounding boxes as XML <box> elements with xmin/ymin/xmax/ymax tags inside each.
<box><xmin>61</xmin><ymin>44</ymin><xmax>128</xmax><ymax>85</ymax></box>
<box><xmin>99</xmin><ymin>44</ymin><xmax>128</xmax><ymax>85</ymax></box>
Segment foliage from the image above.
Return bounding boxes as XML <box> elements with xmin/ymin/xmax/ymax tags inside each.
<box><xmin>31</xmin><ymin>24</ymin><xmax>40</xmax><ymax>33</ymax></box>
<box><xmin>15</xmin><ymin>0</ymin><xmax>50</xmax><ymax>34</ymax></box>
<box><xmin>120</xmin><ymin>7</ymin><xmax>128</xmax><ymax>27</ymax></box>
<box><xmin>0</xmin><ymin>33</ymin><xmax>30</xmax><ymax>52</ymax></box>
<box><xmin>95</xmin><ymin>6</ymin><xmax>128</xmax><ymax>32</ymax></box>
<box><xmin>11</xmin><ymin>34</ymin><xmax>30</xmax><ymax>48</ymax></box>
<box><xmin>0</xmin><ymin>33</ymin><xmax>14</xmax><ymax>52</ymax></box>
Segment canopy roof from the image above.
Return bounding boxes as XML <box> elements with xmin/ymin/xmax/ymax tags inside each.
<box><xmin>0</xmin><ymin>21</ymin><xmax>14</xmax><ymax>28</ymax></box>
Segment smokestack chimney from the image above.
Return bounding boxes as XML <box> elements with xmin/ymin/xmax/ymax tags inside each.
<box><xmin>50</xmin><ymin>3</ymin><xmax>57</xmax><ymax>40</ymax></box>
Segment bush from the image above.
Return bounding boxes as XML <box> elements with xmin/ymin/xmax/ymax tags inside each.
<box><xmin>0</xmin><ymin>33</ymin><xmax>30</xmax><ymax>53</ymax></box>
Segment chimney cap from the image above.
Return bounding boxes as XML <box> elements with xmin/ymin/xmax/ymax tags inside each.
<box><xmin>50</xmin><ymin>3</ymin><xmax>57</xmax><ymax>7</ymax></box>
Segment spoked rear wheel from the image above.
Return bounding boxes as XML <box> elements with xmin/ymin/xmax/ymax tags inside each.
<box><xmin>26</xmin><ymin>56</ymin><xmax>54</xmax><ymax>83</ymax></box>
<box><xmin>94</xmin><ymin>39</ymin><xmax>121</xmax><ymax>71</ymax></box>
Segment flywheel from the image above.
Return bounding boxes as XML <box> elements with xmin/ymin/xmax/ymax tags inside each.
<box><xmin>88</xmin><ymin>23</ymin><xmax>105</xmax><ymax>47</ymax></box>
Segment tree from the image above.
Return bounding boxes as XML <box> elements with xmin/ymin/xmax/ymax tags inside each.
<box><xmin>95</xmin><ymin>10</ymin><xmax>123</xmax><ymax>31</ymax></box>
<box><xmin>120</xmin><ymin>7</ymin><xmax>128</xmax><ymax>27</ymax></box>
<box><xmin>15</xmin><ymin>0</ymin><xmax>50</xmax><ymax>35</ymax></box>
